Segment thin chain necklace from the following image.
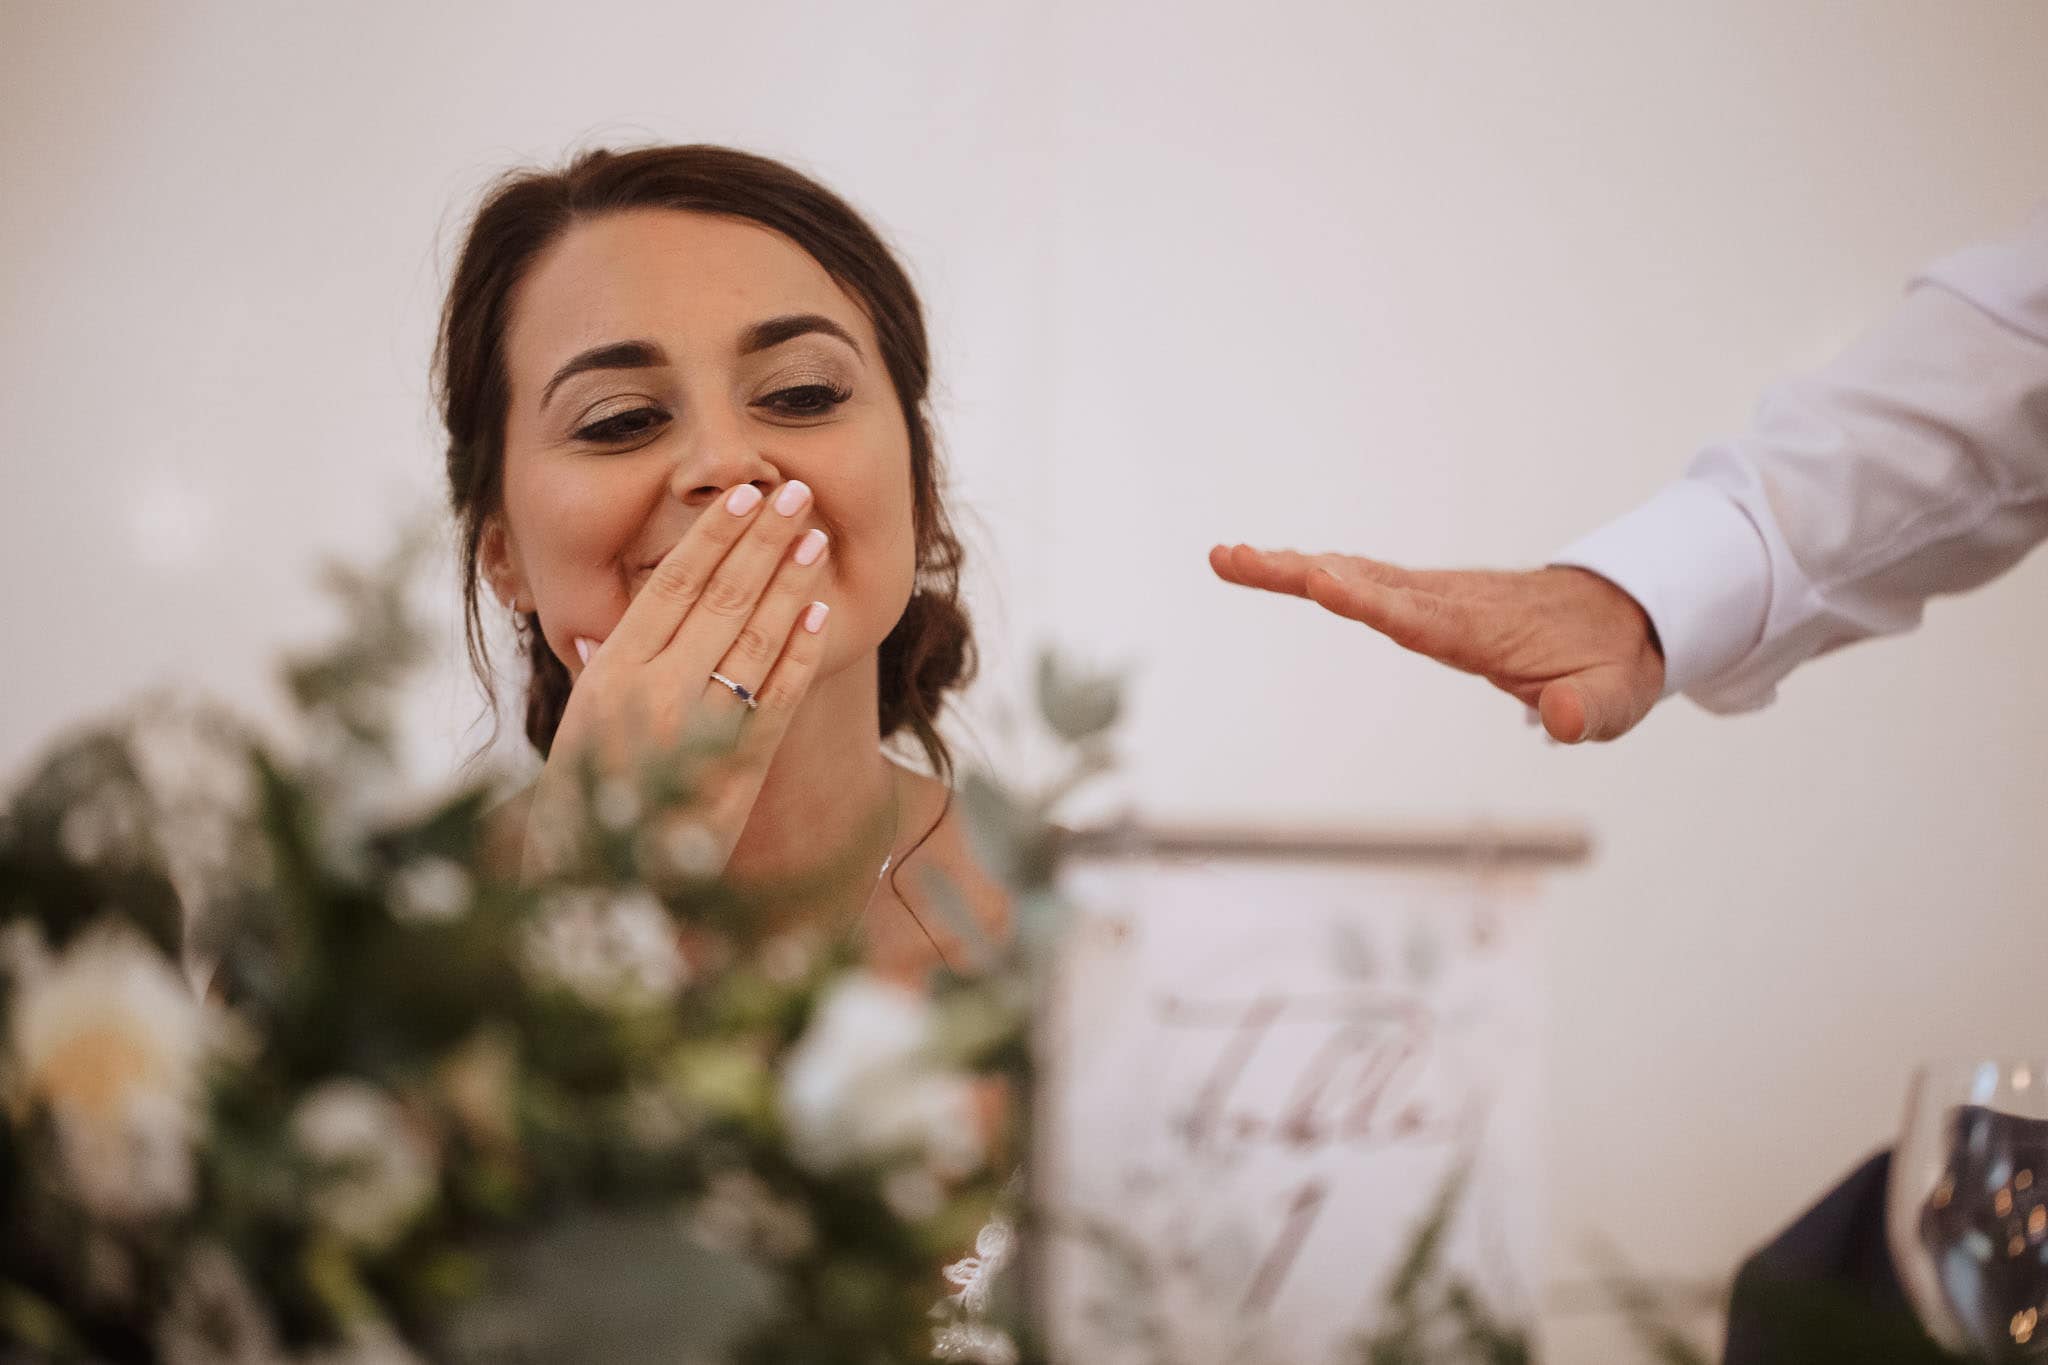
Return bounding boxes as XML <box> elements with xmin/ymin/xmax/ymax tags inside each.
<box><xmin>844</xmin><ymin>766</ymin><xmax>904</xmax><ymax>942</ymax></box>
<box><xmin>856</xmin><ymin>765</ymin><xmax>955</xmax><ymax>972</ymax></box>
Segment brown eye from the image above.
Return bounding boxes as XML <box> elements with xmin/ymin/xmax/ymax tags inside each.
<box><xmin>758</xmin><ymin>384</ymin><xmax>850</xmax><ymax>418</ymax></box>
<box><xmin>575</xmin><ymin>406</ymin><xmax>669</xmax><ymax>444</ymax></box>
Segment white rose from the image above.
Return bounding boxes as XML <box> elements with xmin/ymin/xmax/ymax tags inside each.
<box><xmin>521</xmin><ymin>887</ymin><xmax>687</xmax><ymax>1008</ymax></box>
<box><xmin>8</xmin><ymin>921</ymin><xmax>204</xmax><ymax>1221</ymax></box>
<box><xmin>778</xmin><ymin>974</ymin><xmax>986</xmax><ymax>1178</ymax></box>
<box><xmin>291</xmin><ymin>1079</ymin><xmax>436</xmax><ymax>1251</ymax></box>
<box><xmin>880</xmin><ymin>1165</ymin><xmax>945</xmax><ymax>1223</ymax></box>
<box><xmin>859</xmin><ymin>1071</ymin><xmax>984</xmax><ymax>1181</ymax></box>
<box><xmin>389</xmin><ymin>856</ymin><xmax>473</xmax><ymax>926</ymax></box>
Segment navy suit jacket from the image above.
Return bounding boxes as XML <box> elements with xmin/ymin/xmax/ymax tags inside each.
<box><xmin>1722</xmin><ymin>1149</ymin><xmax>1952</xmax><ymax>1365</ymax></box>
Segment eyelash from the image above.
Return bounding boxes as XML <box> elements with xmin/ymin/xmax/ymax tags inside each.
<box><xmin>571</xmin><ymin>385</ymin><xmax>852</xmax><ymax>444</ymax></box>
<box><xmin>759</xmin><ymin>382</ymin><xmax>852</xmax><ymax>418</ymax></box>
<box><xmin>574</xmin><ymin>407</ymin><xmax>668</xmax><ymax>444</ymax></box>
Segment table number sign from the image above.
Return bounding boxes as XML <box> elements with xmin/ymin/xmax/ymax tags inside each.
<box><xmin>1039</xmin><ymin>825</ymin><xmax>1583</xmax><ymax>1364</ymax></box>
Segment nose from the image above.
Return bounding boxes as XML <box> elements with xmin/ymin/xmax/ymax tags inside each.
<box><xmin>666</xmin><ymin>411</ymin><xmax>781</xmax><ymax>508</ymax></box>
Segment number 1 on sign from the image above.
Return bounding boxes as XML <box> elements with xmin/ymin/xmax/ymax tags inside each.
<box><xmin>1242</xmin><ymin>1177</ymin><xmax>1328</xmax><ymax>1313</ymax></box>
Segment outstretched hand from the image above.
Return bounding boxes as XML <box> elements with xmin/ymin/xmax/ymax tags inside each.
<box><xmin>1209</xmin><ymin>544</ymin><xmax>1666</xmax><ymax>744</ymax></box>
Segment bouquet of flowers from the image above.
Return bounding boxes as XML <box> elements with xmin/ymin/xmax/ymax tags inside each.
<box><xmin>0</xmin><ymin>535</ymin><xmax>1115</xmax><ymax>1365</ymax></box>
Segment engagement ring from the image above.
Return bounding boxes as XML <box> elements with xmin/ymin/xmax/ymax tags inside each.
<box><xmin>708</xmin><ymin>670</ymin><xmax>758</xmax><ymax>711</ymax></box>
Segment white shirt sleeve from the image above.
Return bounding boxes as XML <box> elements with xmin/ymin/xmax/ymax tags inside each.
<box><xmin>1553</xmin><ymin>208</ymin><xmax>2048</xmax><ymax>713</ymax></box>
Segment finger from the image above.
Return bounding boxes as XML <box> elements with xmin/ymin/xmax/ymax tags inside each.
<box><xmin>602</xmin><ymin>482</ymin><xmax>771</xmax><ymax>663</ymax></box>
<box><xmin>1303</xmin><ymin>565</ymin><xmax>1490</xmax><ymax>672</ymax></box>
<box><xmin>1217</xmin><ymin>544</ymin><xmax>1430</xmax><ymax>598</ymax></box>
<box><xmin>1207</xmin><ymin>543</ymin><xmax>1248</xmax><ymax>585</ymax></box>
<box><xmin>656</xmin><ymin>479</ymin><xmax>817</xmax><ymax>679</ymax></box>
<box><xmin>1537</xmin><ymin>680</ymin><xmax>1591</xmax><ymax>744</ymax></box>
<box><xmin>701</xmin><ymin>526</ymin><xmax>831</xmax><ymax>709</ymax></box>
<box><xmin>729</xmin><ymin>599</ymin><xmax>832</xmax><ymax>773</ymax></box>
<box><xmin>1537</xmin><ymin>670</ymin><xmax>1645</xmax><ymax>744</ymax></box>
<box><xmin>1211</xmin><ymin>544</ymin><xmax>1325</xmax><ymax>597</ymax></box>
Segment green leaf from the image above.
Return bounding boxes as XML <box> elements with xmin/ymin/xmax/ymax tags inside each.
<box><xmin>1034</xmin><ymin>650</ymin><xmax>1123</xmax><ymax>745</ymax></box>
<box><xmin>441</xmin><ymin>1206</ymin><xmax>777</xmax><ymax>1364</ymax></box>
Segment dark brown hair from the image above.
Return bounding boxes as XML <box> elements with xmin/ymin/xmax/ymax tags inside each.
<box><xmin>435</xmin><ymin>145</ymin><xmax>974</xmax><ymax>782</ymax></box>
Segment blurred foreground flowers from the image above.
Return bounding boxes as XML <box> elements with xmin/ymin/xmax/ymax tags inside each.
<box><xmin>0</xmin><ymin>534</ymin><xmax>1102</xmax><ymax>1364</ymax></box>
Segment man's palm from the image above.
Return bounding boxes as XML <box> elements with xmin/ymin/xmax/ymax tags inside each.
<box><xmin>1209</xmin><ymin>544</ymin><xmax>1666</xmax><ymax>743</ymax></box>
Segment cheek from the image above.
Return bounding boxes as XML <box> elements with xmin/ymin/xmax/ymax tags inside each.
<box><xmin>803</xmin><ymin>443</ymin><xmax>918</xmax><ymax>647</ymax></box>
<box><xmin>835</xmin><ymin>520</ymin><xmax>917</xmax><ymax>637</ymax></box>
<box><xmin>503</xmin><ymin>455</ymin><xmax>645</xmax><ymax>627</ymax></box>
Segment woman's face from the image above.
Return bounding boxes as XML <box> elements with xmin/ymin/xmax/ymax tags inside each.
<box><xmin>483</xmin><ymin>208</ymin><xmax>917</xmax><ymax>687</ymax></box>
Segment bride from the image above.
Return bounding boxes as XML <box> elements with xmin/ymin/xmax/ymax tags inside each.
<box><xmin>436</xmin><ymin>144</ymin><xmax>1006</xmax><ymax>984</ymax></box>
<box><xmin>437</xmin><ymin>144</ymin><xmax>1018</xmax><ymax>1359</ymax></box>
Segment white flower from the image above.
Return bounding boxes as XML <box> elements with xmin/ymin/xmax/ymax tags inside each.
<box><xmin>521</xmin><ymin>886</ymin><xmax>687</xmax><ymax>1009</ymax></box>
<box><xmin>758</xmin><ymin>931</ymin><xmax>815</xmax><ymax>986</ymax></box>
<box><xmin>880</xmin><ymin>1165</ymin><xmax>945</xmax><ymax>1222</ymax></box>
<box><xmin>642</xmin><ymin>817</ymin><xmax>720</xmax><ymax>880</ymax></box>
<box><xmin>7</xmin><ymin>921</ymin><xmax>204</xmax><ymax>1221</ymax></box>
<box><xmin>58</xmin><ymin>790</ymin><xmax>147</xmax><ymax>865</ymax></box>
<box><xmin>942</xmin><ymin>1218</ymin><xmax>1015</xmax><ymax>1315</ymax></box>
<box><xmin>126</xmin><ymin>700</ymin><xmax>251</xmax><ymax>813</ymax></box>
<box><xmin>934</xmin><ymin>1218</ymin><xmax>1019</xmax><ymax>1364</ymax></box>
<box><xmin>932</xmin><ymin>1321</ymin><xmax>1019</xmax><ymax>1365</ymax></box>
<box><xmin>388</xmin><ymin>857</ymin><xmax>473</xmax><ymax>925</ymax></box>
<box><xmin>870</xmin><ymin>1073</ymin><xmax>984</xmax><ymax>1180</ymax></box>
<box><xmin>778</xmin><ymin>974</ymin><xmax>986</xmax><ymax>1178</ymax></box>
<box><xmin>291</xmin><ymin>1080</ymin><xmax>436</xmax><ymax>1252</ymax></box>
<box><xmin>593</xmin><ymin>776</ymin><xmax>640</xmax><ymax>832</ymax></box>
<box><xmin>125</xmin><ymin>699</ymin><xmax>260</xmax><ymax>921</ymax></box>
<box><xmin>783</xmin><ymin>975</ymin><xmax>928</xmax><ymax>1097</ymax></box>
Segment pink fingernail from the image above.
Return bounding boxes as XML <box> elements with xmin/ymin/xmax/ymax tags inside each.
<box><xmin>802</xmin><ymin>601</ymin><xmax>830</xmax><ymax>634</ymax></box>
<box><xmin>726</xmin><ymin>484</ymin><xmax>764</xmax><ymax>515</ymax></box>
<box><xmin>574</xmin><ymin>637</ymin><xmax>596</xmax><ymax>665</ymax></box>
<box><xmin>794</xmin><ymin>528</ymin><xmax>828</xmax><ymax>566</ymax></box>
<box><xmin>774</xmin><ymin>480</ymin><xmax>811</xmax><ymax>516</ymax></box>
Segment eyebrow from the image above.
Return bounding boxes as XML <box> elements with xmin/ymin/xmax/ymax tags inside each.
<box><xmin>540</xmin><ymin>340</ymin><xmax>668</xmax><ymax>413</ymax></box>
<box><xmin>538</xmin><ymin>315</ymin><xmax>864</xmax><ymax>415</ymax></box>
<box><xmin>739</xmin><ymin>313</ymin><xmax>863</xmax><ymax>359</ymax></box>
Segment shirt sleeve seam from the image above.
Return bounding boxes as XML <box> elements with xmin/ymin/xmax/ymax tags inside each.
<box><xmin>1910</xmin><ymin>275</ymin><xmax>2048</xmax><ymax>354</ymax></box>
<box><xmin>1804</xmin><ymin>485</ymin><xmax>2048</xmax><ymax>597</ymax></box>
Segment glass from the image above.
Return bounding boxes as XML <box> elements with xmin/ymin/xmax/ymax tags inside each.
<box><xmin>1891</xmin><ymin>1060</ymin><xmax>2048</xmax><ymax>1359</ymax></box>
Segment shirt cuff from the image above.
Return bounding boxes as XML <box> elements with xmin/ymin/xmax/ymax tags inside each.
<box><xmin>1550</xmin><ymin>480</ymin><xmax>1773</xmax><ymax>699</ymax></box>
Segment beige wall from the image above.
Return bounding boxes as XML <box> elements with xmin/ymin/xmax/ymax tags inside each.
<box><xmin>5</xmin><ymin>2</ymin><xmax>2047</xmax><ymax>1355</ymax></box>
